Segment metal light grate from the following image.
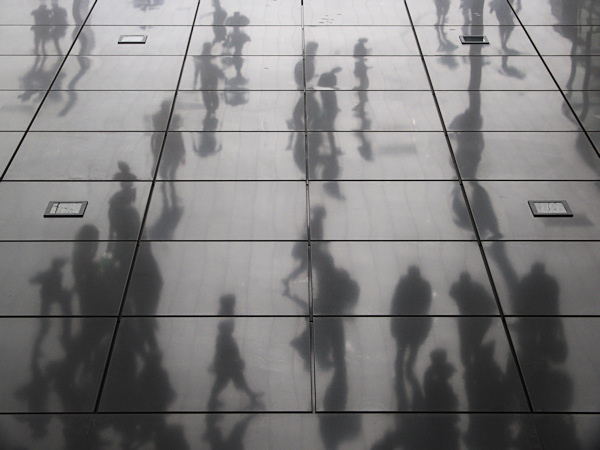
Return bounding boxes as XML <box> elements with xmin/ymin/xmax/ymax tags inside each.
<box><xmin>460</xmin><ymin>35</ymin><xmax>489</xmax><ymax>44</ymax></box>
<box><xmin>528</xmin><ymin>200</ymin><xmax>573</xmax><ymax>217</ymax></box>
<box><xmin>44</xmin><ymin>201</ymin><xmax>88</xmax><ymax>218</ymax></box>
<box><xmin>118</xmin><ymin>35</ymin><xmax>147</xmax><ymax>44</ymax></box>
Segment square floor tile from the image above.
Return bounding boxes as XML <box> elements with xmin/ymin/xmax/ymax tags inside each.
<box><xmin>451</xmin><ymin>132</ymin><xmax>600</xmax><ymax>180</ymax></box>
<box><xmin>5</xmin><ymin>132</ymin><xmax>158</xmax><ymax>180</ymax></box>
<box><xmin>304</xmin><ymin>0</ymin><xmax>410</xmax><ymax>25</ymax></box>
<box><xmin>189</xmin><ymin>26</ymin><xmax>303</xmax><ymax>56</ymax></box>
<box><xmin>512</xmin><ymin>0</ymin><xmax>591</xmax><ymax>25</ymax></box>
<box><xmin>545</xmin><ymin>56</ymin><xmax>600</xmax><ymax>91</ymax></box>
<box><xmin>309</xmin><ymin>181</ymin><xmax>476</xmax><ymax>240</ymax></box>
<box><xmin>0</xmin><ymin>91</ymin><xmax>44</xmax><ymax>131</ymax></box>
<box><xmin>0</xmin><ymin>241</ymin><xmax>134</xmax><ymax>316</ymax></box>
<box><xmin>314</xmin><ymin>317</ymin><xmax>529</xmax><ymax>412</ymax></box>
<box><xmin>308</xmin><ymin>132</ymin><xmax>456</xmax><ymax>180</ymax></box>
<box><xmin>407</xmin><ymin>0</ymin><xmax>518</xmax><ymax>25</ymax></box>
<box><xmin>484</xmin><ymin>242</ymin><xmax>600</xmax><ymax>316</ymax></box>
<box><xmin>172</xmin><ymin>91</ymin><xmax>302</xmax><ymax>131</ymax></box>
<box><xmin>158</xmin><ymin>132</ymin><xmax>305</xmax><ymax>180</ymax></box>
<box><xmin>123</xmin><ymin>242</ymin><xmax>309</xmax><ymax>316</ymax></box>
<box><xmin>306</xmin><ymin>91</ymin><xmax>442</xmax><ymax>132</ymax></box>
<box><xmin>73</xmin><ymin>26</ymin><xmax>192</xmax><ymax>55</ymax></box>
<box><xmin>195</xmin><ymin>0</ymin><xmax>301</xmax><ymax>26</ymax></box>
<box><xmin>465</xmin><ymin>181</ymin><xmax>600</xmax><ymax>240</ymax></box>
<box><xmin>534</xmin><ymin>414</ymin><xmax>600</xmax><ymax>450</ymax></box>
<box><xmin>304</xmin><ymin>26</ymin><xmax>419</xmax><ymax>56</ymax></box>
<box><xmin>426</xmin><ymin>56</ymin><xmax>556</xmax><ymax>91</ymax></box>
<box><xmin>0</xmin><ymin>26</ymin><xmax>77</xmax><ymax>55</ymax></box>
<box><xmin>180</xmin><ymin>56</ymin><xmax>300</xmax><ymax>91</ymax></box>
<box><xmin>415</xmin><ymin>26</ymin><xmax>536</xmax><ymax>56</ymax></box>
<box><xmin>0</xmin><ymin>1</ymin><xmax>91</xmax><ymax>25</ymax></box>
<box><xmin>0</xmin><ymin>132</ymin><xmax>23</xmax><ymax>173</ymax></box>
<box><xmin>54</xmin><ymin>55</ymin><xmax>184</xmax><ymax>90</ymax></box>
<box><xmin>99</xmin><ymin>317</ymin><xmax>311</xmax><ymax>412</ymax></box>
<box><xmin>87</xmin><ymin>412</ymin><xmax>542</xmax><ymax>449</ymax></box>
<box><xmin>0</xmin><ymin>415</ymin><xmax>92</xmax><ymax>450</ymax></box>
<box><xmin>0</xmin><ymin>181</ymin><xmax>151</xmax><ymax>240</ymax></box>
<box><xmin>527</xmin><ymin>26</ymin><xmax>600</xmax><ymax>56</ymax></box>
<box><xmin>307</xmin><ymin>56</ymin><xmax>430</xmax><ymax>91</ymax></box>
<box><xmin>563</xmin><ymin>90</ymin><xmax>600</xmax><ymax>131</ymax></box>
<box><xmin>143</xmin><ymin>181</ymin><xmax>306</xmax><ymax>240</ymax></box>
<box><xmin>0</xmin><ymin>317</ymin><xmax>115</xmax><ymax>412</ymax></box>
<box><xmin>30</xmin><ymin>91</ymin><xmax>175</xmax><ymax>131</ymax></box>
<box><xmin>438</xmin><ymin>91</ymin><xmax>582</xmax><ymax>132</ymax></box>
<box><xmin>89</xmin><ymin>0</ymin><xmax>199</xmax><ymax>25</ymax></box>
<box><xmin>508</xmin><ymin>317</ymin><xmax>600</xmax><ymax>412</ymax></box>
<box><xmin>0</xmin><ymin>56</ymin><xmax>63</xmax><ymax>90</ymax></box>
<box><xmin>311</xmin><ymin>242</ymin><xmax>497</xmax><ymax>316</ymax></box>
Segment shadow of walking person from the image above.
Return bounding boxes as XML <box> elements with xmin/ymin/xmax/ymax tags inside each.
<box><xmin>203</xmin><ymin>414</ymin><xmax>254</xmax><ymax>450</ymax></box>
<box><xmin>310</xmin><ymin>238</ymin><xmax>362</xmax><ymax>448</ymax></box>
<box><xmin>29</xmin><ymin>257</ymin><xmax>72</xmax><ymax>353</ymax></box>
<box><xmin>207</xmin><ymin>295</ymin><xmax>264</xmax><ymax>411</ymax></box>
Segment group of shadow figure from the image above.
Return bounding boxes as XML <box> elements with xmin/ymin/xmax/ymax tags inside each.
<box><xmin>18</xmin><ymin>180</ymin><xmax>579</xmax><ymax>449</ymax></box>
<box><xmin>287</xmin><ymin>37</ymin><xmax>374</xmax><ymax>201</ymax></box>
<box><xmin>20</xmin><ymin>0</ymin><xmax>95</xmax><ymax>118</ymax></box>
<box><xmin>282</xmin><ymin>206</ymin><xmax>580</xmax><ymax>450</ymax></box>
<box><xmin>13</xmin><ymin>0</ymin><xmax>596</xmax><ymax>448</ymax></box>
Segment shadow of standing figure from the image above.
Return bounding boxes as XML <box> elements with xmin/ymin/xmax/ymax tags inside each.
<box><xmin>208</xmin><ymin>295</ymin><xmax>264</xmax><ymax>410</ymax></box>
<box><xmin>50</xmin><ymin>0</ymin><xmax>68</xmax><ymax>54</ymax></box>
<box><xmin>405</xmin><ymin>349</ymin><xmax>460</xmax><ymax>450</ymax></box>
<box><xmin>224</xmin><ymin>13</ymin><xmax>250</xmax><ymax>88</ymax></box>
<box><xmin>31</xmin><ymin>2</ymin><xmax>52</xmax><ymax>55</ymax></box>
<box><xmin>311</xmin><ymin>241</ymin><xmax>361</xmax><ymax>448</ymax></box>
<box><xmin>107</xmin><ymin>174</ymin><xmax>140</xmax><ymax>269</ymax></box>
<box><xmin>512</xmin><ymin>264</ymin><xmax>577</xmax><ymax>450</ymax></box>
<box><xmin>353</xmin><ymin>38</ymin><xmax>373</xmax><ymax>161</ymax></box>
<box><xmin>317</xmin><ymin>67</ymin><xmax>342</xmax><ymax>154</ymax></box>
<box><xmin>29</xmin><ymin>257</ymin><xmax>72</xmax><ymax>352</ymax></box>
<box><xmin>449</xmin><ymin>272</ymin><xmax>495</xmax><ymax>367</ymax></box>
<box><xmin>390</xmin><ymin>266</ymin><xmax>432</xmax><ymax>409</ymax></box>
<box><xmin>210</xmin><ymin>0</ymin><xmax>227</xmax><ymax>45</ymax></box>
<box><xmin>463</xmin><ymin>341</ymin><xmax>514</xmax><ymax>450</ymax></box>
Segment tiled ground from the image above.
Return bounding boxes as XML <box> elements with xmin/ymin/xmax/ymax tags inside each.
<box><xmin>1</xmin><ymin>0</ymin><xmax>600</xmax><ymax>449</ymax></box>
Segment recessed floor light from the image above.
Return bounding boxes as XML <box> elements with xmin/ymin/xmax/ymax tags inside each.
<box><xmin>44</xmin><ymin>201</ymin><xmax>88</xmax><ymax>218</ymax></box>
<box><xmin>528</xmin><ymin>200</ymin><xmax>572</xmax><ymax>217</ymax></box>
<box><xmin>460</xmin><ymin>35</ymin><xmax>489</xmax><ymax>44</ymax></box>
<box><xmin>118</xmin><ymin>35</ymin><xmax>147</xmax><ymax>44</ymax></box>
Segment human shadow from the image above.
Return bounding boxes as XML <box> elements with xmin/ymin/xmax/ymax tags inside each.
<box><xmin>207</xmin><ymin>295</ymin><xmax>264</xmax><ymax>411</ymax></box>
<box><xmin>353</xmin><ymin>38</ymin><xmax>373</xmax><ymax>161</ymax></box>
<box><xmin>312</xmin><ymin>242</ymin><xmax>361</xmax><ymax>449</ymax></box>
<box><xmin>203</xmin><ymin>413</ymin><xmax>255</xmax><ymax>450</ymax></box>
<box><xmin>486</xmin><ymin>243</ymin><xmax>580</xmax><ymax>449</ymax></box>
<box><xmin>449</xmin><ymin>37</ymin><xmax>502</xmax><ymax>240</ymax></box>
<box><xmin>288</xmin><ymin>42</ymin><xmax>318</xmax><ymax>176</ymax></box>
<box><xmin>57</xmin><ymin>0</ymin><xmax>96</xmax><ymax>117</ymax></box>
<box><xmin>192</xmin><ymin>42</ymin><xmax>226</xmax><ymax>159</ymax></box>
<box><xmin>31</xmin><ymin>2</ymin><xmax>53</xmax><ymax>55</ymax></box>
<box><xmin>449</xmin><ymin>271</ymin><xmax>495</xmax><ymax>367</ymax></box>
<box><xmin>133</xmin><ymin>0</ymin><xmax>165</xmax><ymax>12</ymax></box>
<box><xmin>390</xmin><ymin>266</ymin><xmax>432</xmax><ymax>410</ymax></box>
<box><xmin>313</xmin><ymin>67</ymin><xmax>344</xmax><ymax>200</ymax></box>
<box><xmin>223</xmin><ymin>13</ymin><xmax>250</xmax><ymax>89</ymax></box>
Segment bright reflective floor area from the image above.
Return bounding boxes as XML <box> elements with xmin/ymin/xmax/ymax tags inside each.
<box><xmin>1</xmin><ymin>0</ymin><xmax>600</xmax><ymax>449</ymax></box>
